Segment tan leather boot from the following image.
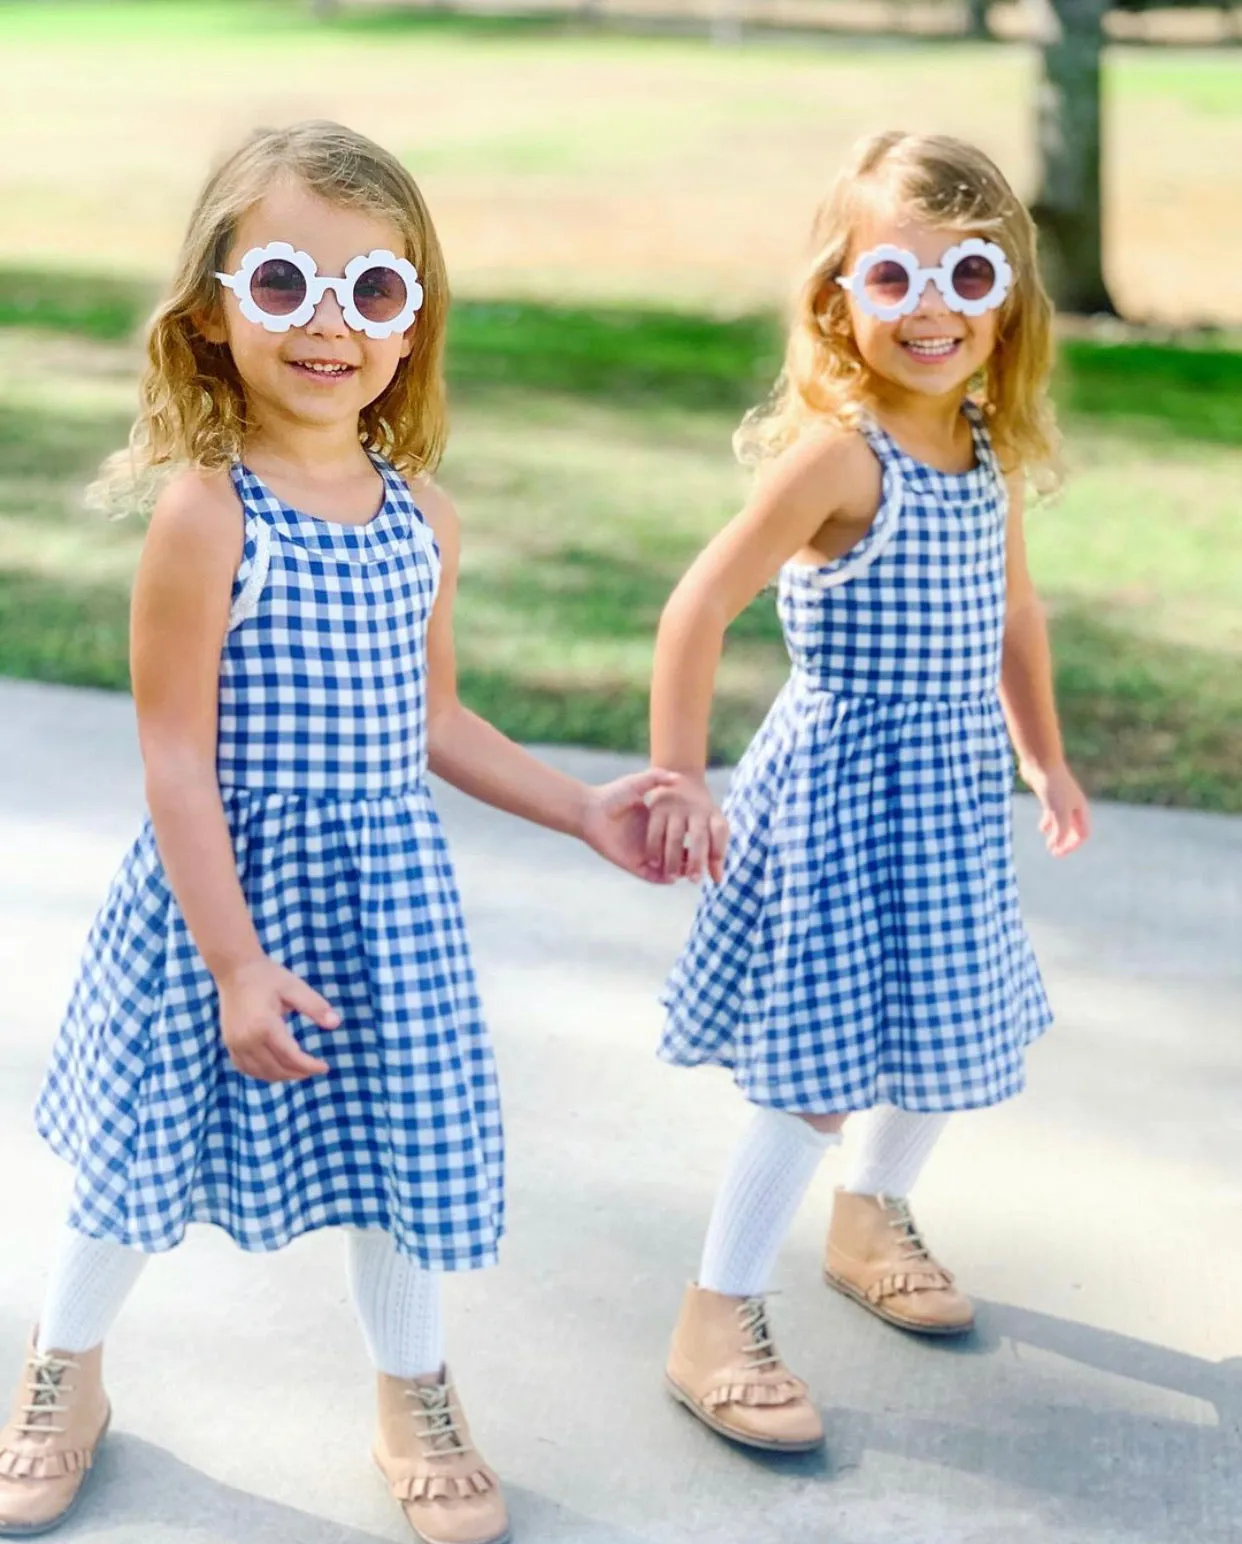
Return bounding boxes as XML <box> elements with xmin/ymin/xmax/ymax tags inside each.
<box><xmin>0</xmin><ymin>1335</ymin><xmax>111</xmax><ymax>1537</ymax></box>
<box><xmin>665</xmin><ymin>1284</ymin><xmax>823</xmax><ymax>1453</ymax></box>
<box><xmin>824</xmin><ymin>1190</ymin><xmax>975</xmax><ymax>1335</ymax></box>
<box><xmin>373</xmin><ymin>1369</ymin><xmax>509</xmax><ymax>1544</ymax></box>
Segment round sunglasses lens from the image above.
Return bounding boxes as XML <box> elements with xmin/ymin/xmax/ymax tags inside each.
<box><xmin>862</xmin><ymin>259</ymin><xmax>911</xmax><ymax>308</ymax></box>
<box><xmin>952</xmin><ymin>253</ymin><xmax>997</xmax><ymax>303</ymax></box>
<box><xmin>352</xmin><ymin>265</ymin><xmax>408</xmax><ymax>325</ymax></box>
<box><xmin>250</xmin><ymin>258</ymin><xmax>308</xmax><ymax>316</ymax></box>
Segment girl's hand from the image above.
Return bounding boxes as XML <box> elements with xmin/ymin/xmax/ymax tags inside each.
<box><xmin>218</xmin><ymin>957</ymin><xmax>341</xmax><ymax>1081</ymax></box>
<box><xmin>580</xmin><ymin>769</ymin><xmax>685</xmax><ymax>884</ymax></box>
<box><xmin>644</xmin><ymin>776</ymin><xmax>729</xmax><ymax>885</ymax></box>
<box><xmin>1024</xmin><ymin>762</ymin><xmax>1091</xmax><ymax>857</ymax></box>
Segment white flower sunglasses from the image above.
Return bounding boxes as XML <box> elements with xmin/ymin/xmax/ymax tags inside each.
<box><xmin>215</xmin><ymin>241</ymin><xmax>425</xmax><ymax>339</ymax></box>
<box><xmin>837</xmin><ymin>238</ymin><xmax>1013</xmax><ymax>321</ymax></box>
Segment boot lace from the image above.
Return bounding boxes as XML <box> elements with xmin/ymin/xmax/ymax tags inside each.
<box><xmin>736</xmin><ymin>1296</ymin><xmax>781</xmax><ymax>1374</ymax></box>
<box><xmin>405</xmin><ymin>1382</ymin><xmax>475</xmax><ymax>1460</ymax></box>
<box><xmin>883</xmin><ymin>1196</ymin><xmax>935</xmax><ymax>1267</ymax></box>
<box><xmin>16</xmin><ymin>1353</ymin><xmax>76</xmax><ymax>1437</ymax></box>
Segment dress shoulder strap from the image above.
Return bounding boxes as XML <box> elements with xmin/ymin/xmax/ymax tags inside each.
<box><xmin>371</xmin><ymin>456</ymin><xmax>443</xmax><ymax>596</ymax></box>
<box><xmin>226</xmin><ymin>465</ymin><xmax>273</xmax><ymax>632</ymax></box>
<box><xmin>961</xmin><ymin>399</ymin><xmax>1012</xmax><ymax>519</ymax></box>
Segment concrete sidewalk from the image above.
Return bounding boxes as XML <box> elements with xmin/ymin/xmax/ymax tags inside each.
<box><xmin>1</xmin><ymin>677</ymin><xmax>1239</xmax><ymax>1544</ymax></box>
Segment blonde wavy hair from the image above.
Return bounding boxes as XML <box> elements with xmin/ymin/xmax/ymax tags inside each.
<box><xmin>737</xmin><ymin>131</ymin><xmax>1060</xmax><ymax>489</ymax></box>
<box><xmin>95</xmin><ymin>120</ymin><xmax>448</xmax><ymax>511</ymax></box>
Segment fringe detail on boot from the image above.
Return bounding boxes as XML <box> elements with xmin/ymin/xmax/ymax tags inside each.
<box><xmin>0</xmin><ymin>1445</ymin><xmax>95</xmax><ymax>1480</ymax></box>
<box><xmin>392</xmin><ymin>1467</ymin><xmax>497</xmax><ymax>1503</ymax></box>
<box><xmin>703</xmin><ymin>1376</ymin><xmax>806</xmax><ymax>1412</ymax></box>
<box><xmin>865</xmin><ymin>1266</ymin><xmax>954</xmax><ymax>1305</ymax></box>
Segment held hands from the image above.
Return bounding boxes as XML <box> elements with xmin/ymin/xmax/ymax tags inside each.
<box><xmin>1023</xmin><ymin>761</ymin><xmax>1091</xmax><ymax>857</ymax></box>
<box><xmin>643</xmin><ymin>775</ymin><xmax>729</xmax><ymax>884</ymax></box>
<box><xmin>218</xmin><ymin>956</ymin><xmax>341</xmax><ymax>1081</ymax></box>
<box><xmin>579</xmin><ymin>768</ymin><xmax>687</xmax><ymax>883</ymax></box>
<box><xmin>579</xmin><ymin>768</ymin><xmax>728</xmax><ymax>884</ymax></box>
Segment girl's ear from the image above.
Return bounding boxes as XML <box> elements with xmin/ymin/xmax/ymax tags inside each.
<box><xmin>193</xmin><ymin>303</ymin><xmax>229</xmax><ymax>345</ymax></box>
<box><xmin>399</xmin><ymin>319</ymin><xmax>416</xmax><ymax>360</ymax></box>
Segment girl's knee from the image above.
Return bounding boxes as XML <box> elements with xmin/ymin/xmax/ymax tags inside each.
<box><xmin>799</xmin><ymin>1112</ymin><xmax>848</xmax><ymax>1135</ymax></box>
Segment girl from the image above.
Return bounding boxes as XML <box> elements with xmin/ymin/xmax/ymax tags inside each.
<box><xmin>0</xmin><ymin>121</ymin><xmax>677</xmax><ymax>1544</ymax></box>
<box><xmin>644</xmin><ymin>131</ymin><xmax>1090</xmax><ymax>1454</ymax></box>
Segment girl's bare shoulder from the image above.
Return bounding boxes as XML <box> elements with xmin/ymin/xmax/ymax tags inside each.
<box><xmin>759</xmin><ymin>426</ymin><xmax>882</xmax><ymax>525</ymax></box>
<box><xmin>147</xmin><ymin>466</ymin><xmax>243</xmax><ymax>552</ymax></box>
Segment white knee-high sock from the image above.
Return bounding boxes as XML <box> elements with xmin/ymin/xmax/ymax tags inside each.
<box><xmin>347</xmin><ymin>1230</ymin><xmax>444</xmax><ymax>1380</ymax></box>
<box><xmin>698</xmin><ymin>1108</ymin><xmax>842</xmax><ymax>1298</ymax></box>
<box><xmin>37</xmin><ymin>1226</ymin><xmax>149</xmax><ymax>1354</ymax></box>
<box><xmin>844</xmin><ymin>1106</ymin><xmax>949</xmax><ymax>1198</ymax></box>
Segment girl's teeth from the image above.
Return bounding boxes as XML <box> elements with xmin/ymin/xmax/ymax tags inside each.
<box><xmin>299</xmin><ymin>362</ymin><xmax>351</xmax><ymax>375</ymax></box>
<box><xmin>905</xmin><ymin>340</ymin><xmax>957</xmax><ymax>357</ymax></box>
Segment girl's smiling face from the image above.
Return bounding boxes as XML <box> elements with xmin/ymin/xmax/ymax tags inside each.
<box><xmin>843</xmin><ymin>206</ymin><xmax>1000</xmax><ymax>403</ymax></box>
<box><xmin>203</xmin><ymin>175</ymin><xmax>415</xmax><ymax>437</ymax></box>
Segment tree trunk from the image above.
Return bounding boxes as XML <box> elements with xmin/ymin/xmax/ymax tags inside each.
<box><xmin>310</xmin><ymin>0</ymin><xmax>340</xmax><ymax>18</ymax></box>
<box><xmin>1028</xmin><ymin>0</ymin><xmax>1117</xmax><ymax>316</ymax></box>
<box><xmin>964</xmin><ymin>0</ymin><xmax>990</xmax><ymax>38</ymax></box>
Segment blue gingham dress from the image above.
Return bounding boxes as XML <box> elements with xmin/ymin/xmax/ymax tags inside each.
<box><xmin>660</xmin><ymin>404</ymin><xmax>1052</xmax><ymax>1113</ymax></box>
<box><xmin>37</xmin><ymin>457</ymin><xmax>504</xmax><ymax>1269</ymax></box>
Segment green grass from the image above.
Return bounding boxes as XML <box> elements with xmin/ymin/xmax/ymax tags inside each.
<box><xmin>1114</xmin><ymin>53</ymin><xmax>1242</xmax><ymax>114</ymax></box>
<box><xmin>3</xmin><ymin>4</ymin><xmax>1241</xmax><ymax>320</ymax></box>
<box><xmin>2</xmin><ymin>294</ymin><xmax>1240</xmax><ymax>811</ymax></box>
<box><xmin>1</xmin><ymin>5</ymin><xmax>1239</xmax><ymax>810</ymax></box>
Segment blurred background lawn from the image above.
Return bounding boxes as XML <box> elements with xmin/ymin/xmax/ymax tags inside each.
<box><xmin>2</xmin><ymin>0</ymin><xmax>1240</xmax><ymax>809</ymax></box>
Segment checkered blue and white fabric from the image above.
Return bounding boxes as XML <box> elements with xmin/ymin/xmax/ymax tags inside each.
<box><xmin>660</xmin><ymin>405</ymin><xmax>1052</xmax><ymax>1113</ymax></box>
<box><xmin>37</xmin><ymin>457</ymin><xmax>504</xmax><ymax>1269</ymax></box>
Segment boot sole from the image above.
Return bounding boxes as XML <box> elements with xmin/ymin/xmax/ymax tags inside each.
<box><xmin>408</xmin><ymin>1525</ymin><xmax>512</xmax><ymax>1544</ymax></box>
<box><xmin>664</xmin><ymin>1374</ymin><xmax>824</xmax><ymax>1454</ymax></box>
<box><xmin>372</xmin><ymin>1451</ymin><xmax>512</xmax><ymax>1544</ymax></box>
<box><xmin>823</xmin><ymin>1268</ymin><xmax>975</xmax><ymax>1337</ymax></box>
<box><xmin>0</xmin><ymin>1409</ymin><xmax>111</xmax><ymax>1540</ymax></box>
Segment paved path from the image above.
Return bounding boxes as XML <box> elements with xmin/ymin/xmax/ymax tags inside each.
<box><xmin>1</xmin><ymin>678</ymin><xmax>1239</xmax><ymax>1544</ymax></box>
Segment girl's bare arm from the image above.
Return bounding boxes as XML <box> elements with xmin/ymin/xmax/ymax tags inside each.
<box><xmin>132</xmin><ymin>473</ymin><xmax>262</xmax><ymax>977</ymax></box>
<box><xmin>647</xmin><ymin>431</ymin><xmax>878</xmax><ymax>878</ymax></box>
<box><xmin>132</xmin><ymin>474</ymin><xmax>337</xmax><ymax>1078</ymax></box>
<box><xmin>999</xmin><ymin>476</ymin><xmax>1090</xmax><ymax>855</ymax></box>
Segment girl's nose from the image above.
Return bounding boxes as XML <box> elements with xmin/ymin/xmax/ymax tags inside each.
<box><xmin>307</xmin><ymin>283</ymin><xmax>349</xmax><ymax>338</ymax></box>
<box><xmin>910</xmin><ymin>274</ymin><xmax>950</xmax><ymax>318</ymax></box>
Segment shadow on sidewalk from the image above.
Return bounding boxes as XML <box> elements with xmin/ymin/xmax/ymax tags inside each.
<box><xmin>809</xmin><ymin>1298</ymin><xmax>1242</xmax><ymax>1543</ymax></box>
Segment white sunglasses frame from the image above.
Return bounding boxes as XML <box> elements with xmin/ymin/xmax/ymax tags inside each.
<box><xmin>837</xmin><ymin>238</ymin><xmax>1013</xmax><ymax>322</ymax></box>
<box><xmin>215</xmin><ymin>241</ymin><xmax>425</xmax><ymax>339</ymax></box>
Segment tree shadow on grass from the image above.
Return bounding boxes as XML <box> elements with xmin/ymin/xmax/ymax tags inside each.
<box><xmin>3</xmin><ymin>266</ymin><xmax>1241</xmax><ymax>806</ymax></box>
<box><xmin>454</xmin><ymin>547</ymin><xmax>1242</xmax><ymax>805</ymax></box>
<box><xmin>6</xmin><ymin>261</ymin><xmax>1242</xmax><ymax>444</ymax></box>
<box><xmin>0</xmin><ymin>267</ymin><xmax>155</xmax><ymax>344</ymax></box>
<box><xmin>0</xmin><ymin>399</ymin><xmax>139</xmax><ymax>691</ymax></box>
<box><xmin>1045</xmin><ymin>595</ymin><xmax>1242</xmax><ymax>813</ymax></box>
<box><xmin>1057</xmin><ymin>339</ymin><xmax>1242</xmax><ymax>448</ymax></box>
<box><xmin>0</xmin><ymin>400</ymin><xmax>133</xmax><ymax>486</ymax></box>
<box><xmin>0</xmin><ymin>263</ymin><xmax>778</xmax><ymax>415</ymax></box>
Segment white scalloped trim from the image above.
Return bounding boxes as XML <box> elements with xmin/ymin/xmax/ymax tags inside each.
<box><xmin>409</xmin><ymin>515</ymin><xmax>442</xmax><ymax>602</ymax></box>
<box><xmin>793</xmin><ymin>467</ymin><xmax>905</xmax><ymax>592</ymax></box>
<box><xmin>227</xmin><ymin>519</ymin><xmax>273</xmax><ymax>631</ymax></box>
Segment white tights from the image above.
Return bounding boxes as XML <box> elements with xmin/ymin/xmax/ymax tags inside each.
<box><xmin>35</xmin><ymin>1224</ymin><xmax>443</xmax><ymax>1378</ymax></box>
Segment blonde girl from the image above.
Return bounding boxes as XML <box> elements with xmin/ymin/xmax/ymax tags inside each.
<box><xmin>0</xmin><ymin>121</ymin><xmax>675</xmax><ymax>1544</ymax></box>
<box><xmin>645</xmin><ymin>131</ymin><xmax>1089</xmax><ymax>1454</ymax></box>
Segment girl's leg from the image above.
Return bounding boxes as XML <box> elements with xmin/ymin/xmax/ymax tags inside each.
<box><xmin>842</xmin><ymin>1106</ymin><xmax>948</xmax><ymax>1199</ymax></box>
<box><xmin>698</xmin><ymin>1108</ymin><xmax>843</xmax><ymax>1297</ymax></box>
<box><xmin>347</xmin><ymin>1228</ymin><xmax>443</xmax><ymax>1380</ymax></box>
<box><xmin>0</xmin><ymin>1226</ymin><xmax>144</xmax><ymax>1538</ymax></box>
<box><xmin>38</xmin><ymin>1225</ymin><xmax>149</xmax><ymax>1354</ymax></box>
<box><xmin>826</xmin><ymin>1107</ymin><xmax>973</xmax><ymax>1336</ymax></box>
<box><xmin>667</xmin><ymin>1107</ymin><xmax>842</xmax><ymax>1454</ymax></box>
<box><xmin>347</xmin><ymin>1231</ymin><xmax>507</xmax><ymax>1544</ymax></box>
